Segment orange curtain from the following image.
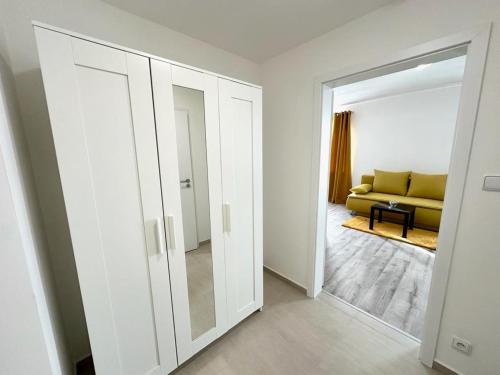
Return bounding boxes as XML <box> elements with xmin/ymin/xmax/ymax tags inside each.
<box><xmin>328</xmin><ymin>111</ymin><xmax>352</xmax><ymax>204</ymax></box>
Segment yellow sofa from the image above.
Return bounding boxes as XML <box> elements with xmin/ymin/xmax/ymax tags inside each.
<box><xmin>346</xmin><ymin>174</ymin><xmax>445</xmax><ymax>231</ymax></box>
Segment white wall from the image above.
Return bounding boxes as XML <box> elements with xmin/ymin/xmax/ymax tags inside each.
<box><xmin>262</xmin><ymin>0</ymin><xmax>500</xmax><ymax>373</ymax></box>
<box><xmin>0</xmin><ymin>0</ymin><xmax>260</xmax><ymax>363</ymax></box>
<box><xmin>335</xmin><ymin>85</ymin><xmax>461</xmax><ymax>186</ymax></box>
<box><xmin>0</xmin><ymin>29</ymin><xmax>71</xmax><ymax>374</ymax></box>
<box><xmin>0</xmin><ymin>138</ymin><xmax>55</xmax><ymax>375</ymax></box>
<box><xmin>173</xmin><ymin>86</ymin><xmax>211</xmax><ymax>243</ymax></box>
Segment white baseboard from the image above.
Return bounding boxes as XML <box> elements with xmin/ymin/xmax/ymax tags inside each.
<box><xmin>433</xmin><ymin>360</ymin><xmax>461</xmax><ymax>375</ymax></box>
<box><xmin>263</xmin><ymin>265</ymin><xmax>307</xmax><ymax>293</ymax></box>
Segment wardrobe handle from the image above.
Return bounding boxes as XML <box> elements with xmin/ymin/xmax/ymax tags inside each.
<box><xmin>223</xmin><ymin>203</ymin><xmax>231</xmax><ymax>233</ymax></box>
<box><xmin>155</xmin><ymin>217</ymin><xmax>165</xmax><ymax>255</ymax></box>
<box><xmin>165</xmin><ymin>215</ymin><xmax>176</xmax><ymax>250</ymax></box>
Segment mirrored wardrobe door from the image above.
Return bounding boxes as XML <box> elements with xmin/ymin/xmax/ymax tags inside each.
<box><xmin>173</xmin><ymin>85</ymin><xmax>215</xmax><ymax>341</ymax></box>
<box><xmin>151</xmin><ymin>61</ymin><xmax>227</xmax><ymax>364</ymax></box>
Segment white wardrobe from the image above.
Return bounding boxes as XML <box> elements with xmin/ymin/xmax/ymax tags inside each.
<box><xmin>34</xmin><ymin>24</ymin><xmax>262</xmax><ymax>375</ymax></box>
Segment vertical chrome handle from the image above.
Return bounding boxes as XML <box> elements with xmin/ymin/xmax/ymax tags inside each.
<box><xmin>165</xmin><ymin>215</ymin><xmax>176</xmax><ymax>250</ymax></box>
<box><xmin>223</xmin><ymin>203</ymin><xmax>231</xmax><ymax>233</ymax></box>
<box><xmin>155</xmin><ymin>217</ymin><xmax>165</xmax><ymax>255</ymax></box>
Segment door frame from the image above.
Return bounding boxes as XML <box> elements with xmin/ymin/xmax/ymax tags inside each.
<box><xmin>307</xmin><ymin>24</ymin><xmax>491</xmax><ymax>367</ymax></box>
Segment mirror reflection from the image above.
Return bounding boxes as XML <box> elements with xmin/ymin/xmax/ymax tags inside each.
<box><xmin>173</xmin><ymin>85</ymin><xmax>216</xmax><ymax>340</ymax></box>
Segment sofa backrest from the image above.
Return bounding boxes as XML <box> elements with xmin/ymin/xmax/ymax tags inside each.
<box><xmin>361</xmin><ymin>174</ymin><xmax>415</xmax><ymax>191</ymax></box>
<box><xmin>360</xmin><ymin>172</ymin><xmax>447</xmax><ymax>201</ymax></box>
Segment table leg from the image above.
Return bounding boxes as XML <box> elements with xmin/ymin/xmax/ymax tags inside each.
<box><xmin>409</xmin><ymin>211</ymin><xmax>415</xmax><ymax>229</ymax></box>
<box><xmin>378</xmin><ymin>209</ymin><xmax>383</xmax><ymax>223</ymax></box>
<box><xmin>369</xmin><ymin>207</ymin><xmax>375</xmax><ymax>230</ymax></box>
<box><xmin>402</xmin><ymin>213</ymin><xmax>408</xmax><ymax>238</ymax></box>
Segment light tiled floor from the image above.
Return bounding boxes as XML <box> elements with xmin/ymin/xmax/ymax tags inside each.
<box><xmin>185</xmin><ymin>241</ymin><xmax>216</xmax><ymax>339</ymax></box>
<box><xmin>174</xmin><ymin>272</ymin><xmax>438</xmax><ymax>375</ymax></box>
<box><xmin>79</xmin><ymin>271</ymin><xmax>438</xmax><ymax>375</ymax></box>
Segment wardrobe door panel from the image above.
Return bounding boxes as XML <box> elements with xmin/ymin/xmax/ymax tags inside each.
<box><xmin>151</xmin><ymin>61</ymin><xmax>227</xmax><ymax>363</ymax></box>
<box><xmin>35</xmin><ymin>28</ymin><xmax>177</xmax><ymax>375</ymax></box>
<box><xmin>219</xmin><ymin>79</ymin><xmax>263</xmax><ymax>327</ymax></box>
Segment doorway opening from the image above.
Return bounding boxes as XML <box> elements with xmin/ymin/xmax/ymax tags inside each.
<box><xmin>308</xmin><ymin>25</ymin><xmax>490</xmax><ymax>368</ymax></box>
<box><xmin>324</xmin><ymin>50</ymin><xmax>466</xmax><ymax>340</ymax></box>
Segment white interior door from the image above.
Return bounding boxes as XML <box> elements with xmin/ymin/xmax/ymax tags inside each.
<box><xmin>151</xmin><ymin>61</ymin><xmax>228</xmax><ymax>364</ymax></box>
<box><xmin>175</xmin><ymin>109</ymin><xmax>199</xmax><ymax>252</ymax></box>
<box><xmin>35</xmin><ymin>28</ymin><xmax>177</xmax><ymax>375</ymax></box>
<box><xmin>218</xmin><ymin>78</ymin><xmax>263</xmax><ymax>328</ymax></box>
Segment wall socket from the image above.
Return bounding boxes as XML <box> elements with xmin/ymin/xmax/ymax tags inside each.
<box><xmin>452</xmin><ymin>335</ymin><xmax>472</xmax><ymax>355</ymax></box>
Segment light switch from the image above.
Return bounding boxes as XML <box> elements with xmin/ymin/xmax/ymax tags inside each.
<box><xmin>483</xmin><ymin>176</ymin><xmax>500</xmax><ymax>191</ymax></box>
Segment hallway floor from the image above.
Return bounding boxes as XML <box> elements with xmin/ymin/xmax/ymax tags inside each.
<box><xmin>78</xmin><ymin>271</ymin><xmax>438</xmax><ymax>375</ymax></box>
<box><xmin>177</xmin><ymin>271</ymin><xmax>438</xmax><ymax>374</ymax></box>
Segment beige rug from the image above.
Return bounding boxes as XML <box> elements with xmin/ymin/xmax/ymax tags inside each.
<box><xmin>342</xmin><ymin>216</ymin><xmax>437</xmax><ymax>251</ymax></box>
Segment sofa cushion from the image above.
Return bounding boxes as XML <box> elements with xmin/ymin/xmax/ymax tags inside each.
<box><xmin>361</xmin><ymin>175</ymin><xmax>375</xmax><ymax>185</ymax></box>
<box><xmin>407</xmin><ymin>172</ymin><xmax>447</xmax><ymax>200</ymax></box>
<box><xmin>350</xmin><ymin>184</ymin><xmax>372</xmax><ymax>194</ymax></box>
<box><xmin>372</xmin><ymin>170</ymin><xmax>411</xmax><ymax>195</ymax></box>
<box><xmin>347</xmin><ymin>192</ymin><xmax>443</xmax><ymax>210</ymax></box>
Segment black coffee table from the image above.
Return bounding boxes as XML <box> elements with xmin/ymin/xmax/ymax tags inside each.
<box><xmin>369</xmin><ymin>203</ymin><xmax>416</xmax><ymax>238</ymax></box>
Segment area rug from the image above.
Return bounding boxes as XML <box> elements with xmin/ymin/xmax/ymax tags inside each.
<box><xmin>342</xmin><ymin>216</ymin><xmax>437</xmax><ymax>250</ymax></box>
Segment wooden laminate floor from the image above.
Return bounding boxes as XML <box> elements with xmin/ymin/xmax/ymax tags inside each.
<box><xmin>323</xmin><ymin>204</ymin><xmax>435</xmax><ymax>339</ymax></box>
<box><xmin>78</xmin><ymin>272</ymin><xmax>438</xmax><ymax>375</ymax></box>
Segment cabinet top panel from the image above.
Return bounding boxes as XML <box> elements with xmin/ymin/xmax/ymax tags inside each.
<box><xmin>32</xmin><ymin>20</ymin><xmax>262</xmax><ymax>90</ymax></box>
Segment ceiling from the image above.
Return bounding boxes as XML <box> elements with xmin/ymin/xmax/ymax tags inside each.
<box><xmin>334</xmin><ymin>55</ymin><xmax>467</xmax><ymax>107</ymax></box>
<box><xmin>102</xmin><ymin>0</ymin><xmax>396</xmax><ymax>62</ymax></box>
